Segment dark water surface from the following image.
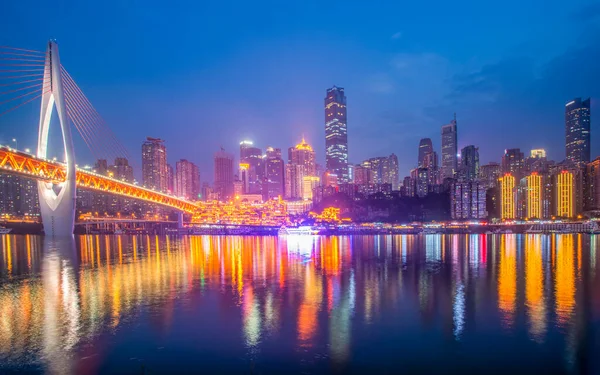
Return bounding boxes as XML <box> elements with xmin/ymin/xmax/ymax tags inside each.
<box><xmin>0</xmin><ymin>234</ymin><xmax>599</xmax><ymax>374</ymax></box>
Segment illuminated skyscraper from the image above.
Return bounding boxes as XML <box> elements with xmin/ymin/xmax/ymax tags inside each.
<box><xmin>502</xmin><ymin>148</ymin><xmax>524</xmax><ymax>178</ymax></box>
<box><xmin>451</xmin><ymin>181</ymin><xmax>487</xmax><ymax>219</ymax></box>
<box><xmin>142</xmin><ymin>137</ymin><xmax>168</xmax><ymax>192</ymax></box>
<box><xmin>586</xmin><ymin>157</ymin><xmax>600</xmax><ymax>211</ymax></box>
<box><xmin>288</xmin><ymin>138</ymin><xmax>316</xmax><ymax>176</ymax></box>
<box><xmin>175</xmin><ymin>159</ymin><xmax>200</xmax><ymax>200</ymax></box>
<box><xmin>441</xmin><ymin>115</ymin><xmax>458</xmax><ymax>181</ymax></box>
<box><xmin>459</xmin><ymin>145</ymin><xmax>479</xmax><ymax>181</ymax></box>
<box><xmin>240</xmin><ymin>140</ymin><xmax>264</xmax><ymax>194</ymax></box>
<box><xmin>214</xmin><ymin>149</ymin><xmax>234</xmax><ymax>201</ymax></box>
<box><xmin>565</xmin><ymin>98</ymin><xmax>591</xmax><ymax>165</ymax></box>
<box><xmin>239</xmin><ymin>163</ymin><xmax>249</xmax><ymax>194</ymax></box>
<box><xmin>325</xmin><ymin>86</ymin><xmax>349</xmax><ymax>183</ymax></box>
<box><xmin>0</xmin><ymin>174</ymin><xmax>39</xmax><ymax>217</ymax></box>
<box><xmin>418</xmin><ymin>138</ymin><xmax>433</xmax><ymax>168</ymax></box>
<box><xmin>555</xmin><ymin>170</ymin><xmax>574</xmax><ymax>218</ymax></box>
<box><xmin>524</xmin><ymin>173</ymin><xmax>543</xmax><ymax>219</ymax></box>
<box><xmin>285</xmin><ymin>163</ymin><xmax>304</xmax><ymax>199</ymax></box>
<box><xmin>499</xmin><ymin>174</ymin><xmax>516</xmax><ymax>220</ymax></box>
<box><xmin>479</xmin><ymin>162</ymin><xmax>501</xmax><ymax>189</ymax></box>
<box><xmin>264</xmin><ymin>147</ymin><xmax>284</xmax><ymax>200</ymax></box>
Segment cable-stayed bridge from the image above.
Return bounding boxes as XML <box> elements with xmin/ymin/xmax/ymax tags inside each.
<box><xmin>0</xmin><ymin>41</ymin><xmax>198</xmax><ymax>235</ymax></box>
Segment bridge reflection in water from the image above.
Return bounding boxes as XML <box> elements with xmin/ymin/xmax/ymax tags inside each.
<box><xmin>0</xmin><ymin>234</ymin><xmax>599</xmax><ymax>374</ymax></box>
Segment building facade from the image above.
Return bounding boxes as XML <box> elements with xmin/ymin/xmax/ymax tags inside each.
<box><xmin>441</xmin><ymin>116</ymin><xmax>458</xmax><ymax>181</ymax></box>
<box><xmin>418</xmin><ymin>138</ymin><xmax>433</xmax><ymax>168</ymax></box>
<box><xmin>324</xmin><ymin>86</ymin><xmax>349</xmax><ymax>183</ymax></box>
<box><xmin>239</xmin><ymin>140</ymin><xmax>264</xmax><ymax>194</ymax></box>
<box><xmin>142</xmin><ymin>137</ymin><xmax>168</xmax><ymax>192</ymax></box>
<box><xmin>565</xmin><ymin>98</ymin><xmax>591</xmax><ymax>165</ymax></box>
<box><xmin>459</xmin><ymin>145</ymin><xmax>479</xmax><ymax>181</ymax></box>
<box><xmin>214</xmin><ymin>149</ymin><xmax>234</xmax><ymax>201</ymax></box>
<box><xmin>451</xmin><ymin>181</ymin><xmax>487</xmax><ymax>220</ymax></box>
<box><xmin>264</xmin><ymin>147</ymin><xmax>285</xmax><ymax>200</ymax></box>
<box><xmin>175</xmin><ymin>159</ymin><xmax>200</xmax><ymax>201</ymax></box>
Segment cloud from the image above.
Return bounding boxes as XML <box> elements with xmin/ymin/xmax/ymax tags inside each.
<box><xmin>366</xmin><ymin>73</ymin><xmax>394</xmax><ymax>93</ymax></box>
<box><xmin>391</xmin><ymin>31</ymin><xmax>402</xmax><ymax>40</ymax></box>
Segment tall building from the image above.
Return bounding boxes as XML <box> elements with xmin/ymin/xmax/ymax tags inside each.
<box><xmin>142</xmin><ymin>137</ymin><xmax>168</xmax><ymax>192</ymax></box>
<box><xmin>459</xmin><ymin>145</ymin><xmax>479</xmax><ymax>181</ymax></box>
<box><xmin>554</xmin><ymin>170</ymin><xmax>575</xmax><ymax>218</ymax></box>
<box><xmin>530</xmin><ymin>149</ymin><xmax>546</xmax><ymax>159</ymax></box>
<box><xmin>240</xmin><ymin>140</ymin><xmax>264</xmax><ymax>194</ymax></box>
<box><xmin>109</xmin><ymin>157</ymin><xmax>134</xmax><ymax>182</ymax></box>
<box><xmin>479</xmin><ymin>162</ymin><xmax>501</xmax><ymax>189</ymax></box>
<box><xmin>418</xmin><ymin>138</ymin><xmax>433</xmax><ymax>168</ymax></box>
<box><xmin>412</xmin><ymin>168</ymin><xmax>429</xmax><ymax>198</ymax></box>
<box><xmin>586</xmin><ymin>157</ymin><xmax>600</xmax><ymax>211</ymax></box>
<box><xmin>354</xmin><ymin>164</ymin><xmax>371</xmax><ymax>185</ymax></box>
<box><xmin>523</xmin><ymin>172</ymin><xmax>543</xmax><ymax>219</ymax></box>
<box><xmin>565</xmin><ymin>98</ymin><xmax>591</xmax><ymax>165</ymax></box>
<box><xmin>239</xmin><ymin>163</ymin><xmax>250</xmax><ymax>194</ymax></box>
<box><xmin>167</xmin><ymin>164</ymin><xmax>174</xmax><ymax>194</ymax></box>
<box><xmin>0</xmin><ymin>174</ymin><xmax>39</xmax><ymax>217</ymax></box>
<box><xmin>325</xmin><ymin>86</ymin><xmax>349</xmax><ymax>183</ymax></box>
<box><xmin>264</xmin><ymin>147</ymin><xmax>284</xmax><ymax>200</ymax></box>
<box><xmin>359</xmin><ymin>154</ymin><xmax>399</xmax><ymax>189</ymax></box>
<box><xmin>288</xmin><ymin>138</ymin><xmax>316</xmax><ymax>176</ymax></box>
<box><xmin>499</xmin><ymin>174</ymin><xmax>516</xmax><ymax>220</ymax></box>
<box><xmin>285</xmin><ymin>163</ymin><xmax>304</xmax><ymax>199</ymax></box>
<box><xmin>175</xmin><ymin>159</ymin><xmax>200</xmax><ymax>201</ymax></box>
<box><xmin>501</xmin><ymin>148</ymin><xmax>524</xmax><ymax>177</ymax></box>
<box><xmin>214</xmin><ymin>149</ymin><xmax>234</xmax><ymax>201</ymax></box>
<box><xmin>441</xmin><ymin>115</ymin><xmax>458</xmax><ymax>181</ymax></box>
<box><xmin>451</xmin><ymin>181</ymin><xmax>487</xmax><ymax>219</ymax></box>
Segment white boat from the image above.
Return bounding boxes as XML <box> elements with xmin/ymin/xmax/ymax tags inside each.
<box><xmin>278</xmin><ymin>225</ymin><xmax>317</xmax><ymax>236</ymax></box>
<box><xmin>0</xmin><ymin>226</ymin><xmax>11</xmax><ymax>234</ymax></box>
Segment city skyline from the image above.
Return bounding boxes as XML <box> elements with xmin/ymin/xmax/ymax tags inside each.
<box><xmin>0</xmin><ymin>1</ymin><xmax>598</xmax><ymax>181</ymax></box>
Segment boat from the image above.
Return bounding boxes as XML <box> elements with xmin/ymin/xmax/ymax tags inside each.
<box><xmin>278</xmin><ymin>225</ymin><xmax>317</xmax><ymax>236</ymax></box>
<box><xmin>0</xmin><ymin>226</ymin><xmax>12</xmax><ymax>234</ymax></box>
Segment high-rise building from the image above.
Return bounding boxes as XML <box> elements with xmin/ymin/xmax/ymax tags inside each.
<box><xmin>418</xmin><ymin>138</ymin><xmax>433</xmax><ymax>168</ymax></box>
<box><xmin>499</xmin><ymin>174</ymin><xmax>516</xmax><ymax>220</ymax></box>
<box><xmin>451</xmin><ymin>181</ymin><xmax>487</xmax><ymax>219</ymax></box>
<box><xmin>523</xmin><ymin>172</ymin><xmax>543</xmax><ymax>219</ymax></box>
<box><xmin>501</xmin><ymin>148</ymin><xmax>524</xmax><ymax>177</ymax></box>
<box><xmin>142</xmin><ymin>137</ymin><xmax>168</xmax><ymax>192</ymax></box>
<box><xmin>285</xmin><ymin>163</ymin><xmax>304</xmax><ymax>199</ymax></box>
<box><xmin>565</xmin><ymin>98</ymin><xmax>591</xmax><ymax>165</ymax></box>
<box><xmin>412</xmin><ymin>168</ymin><xmax>429</xmax><ymax>198</ymax></box>
<box><xmin>167</xmin><ymin>164</ymin><xmax>174</xmax><ymax>194</ymax></box>
<box><xmin>359</xmin><ymin>154</ymin><xmax>399</xmax><ymax>189</ymax></box>
<box><xmin>554</xmin><ymin>170</ymin><xmax>575</xmax><ymax>218</ymax></box>
<box><xmin>214</xmin><ymin>149</ymin><xmax>234</xmax><ymax>201</ymax></box>
<box><xmin>288</xmin><ymin>138</ymin><xmax>316</xmax><ymax>176</ymax></box>
<box><xmin>240</xmin><ymin>140</ymin><xmax>264</xmax><ymax>194</ymax></box>
<box><xmin>479</xmin><ymin>162</ymin><xmax>501</xmax><ymax>189</ymax></box>
<box><xmin>459</xmin><ymin>145</ymin><xmax>479</xmax><ymax>181</ymax></box>
<box><xmin>441</xmin><ymin>115</ymin><xmax>458</xmax><ymax>181</ymax></box>
<box><xmin>175</xmin><ymin>159</ymin><xmax>200</xmax><ymax>201</ymax></box>
<box><xmin>325</xmin><ymin>86</ymin><xmax>349</xmax><ymax>183</ymax></box>
<box><xmin>302</xmin><ymin>176</ymin><xmax>320</xmax><ymax>200</ymax></box>
<box><xmin>530</xmin><ymin>149</ymin><xmax>546</xmax><ymax>159</ymax></box>
<box><xmin>239</xmin><ymin>163</ymin><xmax>250</xmax><ymax>194</ymax></box>
<box><xmin>354</xmin><ymin>164</ymin><xmax>371</xmax><ymax>185</ymax></box>
<box><xmin>109</xmin><ymin>157</ymin><xmax>134</xmax><ymax>182</ymax></box>
<box><xmin>586</xmin><ymin>157</ymin><xmax>600</xmax><ymax>211</ymax></box>
<box><xmin>0</xmin><ymin>174</ymin><xmax>39</xmax><ymax>217</ymax></box>
<box><xmin>264</xmin><ymin>147</ymin><xmax>284</xmax><ymax>200</ymax></box>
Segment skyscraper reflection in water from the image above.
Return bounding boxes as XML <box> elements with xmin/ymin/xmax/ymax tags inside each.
<box><xmin>0</xmin><ymin>234</ymin><xmax>598</xmax><ymax>374</ymax></box>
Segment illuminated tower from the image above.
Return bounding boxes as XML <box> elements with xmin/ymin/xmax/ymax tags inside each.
<box><xmin>555</xmin><ymin>170</ymin><xmax>574</xmax><ymax>218</ymax></box>
<box><xmin>142</xmin><ymin>137</ymin><xmax>168</xmax><ymax>192</ymax></box>
<box><xmin>459</xmin><ymin>145</ymin><xmax>479</xmax><ymax>181</ymax></box>
<box><xmin>525</xmin><ymin>173</ymin><xmax>542</xmax><ymax>219</ymax></box>
<box><xmin>441</xmin><ymin>116</ymin><xmax>458</xmax><ymax>181</ymax></box>
<box><xmin>264</xmin><ymin>147</ymin><xmax>284</xmax><ymax>200</ymax></box>
<box><xmin>565</xmin><ymin>98</ymin><xmax>591</xmax><ymax>165</ymax></box>
<box><xmin>239</xmin><ymin>140</ymin><xmax>263</xmax><ymax>194</ymax></box>
<box><xmin>288</xmin><ymin>138</ymin><xmax>316</xmax><ymax>176</ymax></box>
<box><xmin>418</xmin><ymin>138</ymin><xmax>433</xmax><ymax>168</ymax></box>
<box><xmin>325</xmin><ymin>86</ymin><xmax>349</xmax><ymax>183</ymax></box>
<box><xmin>499</xmin><ymin>174</ymin><xmax>516</xmax><ymax>220</ymax></box>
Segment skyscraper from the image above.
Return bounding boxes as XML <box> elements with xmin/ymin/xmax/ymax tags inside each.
<box><xmin>288</xmin><ymin>138</ymin><xmax>316</xmax><ymax>176</ymax></box>
<box><xmin>325</xmin><ymin>86</ymin><xmax>349</xmax><ymax>183</ymax></box>
<box><xmin>499</xmin><ymin>174</ymin><xmax>516</xmax><ymax>220</ymax></box>
<box><xmin>479</xmin><ymin>162</ymin><xmax>501</xmax><ymax>189</ymax></box>
<box><xmin>501</xmin><ymin>148</ymin><xmax>524</xmax><ymax>177</ymax></box>
<box><xmin>110</xmin><ymin>157</ymin><xmax>134</xmax><ymax>182</ymax></box>
<box><xmin>214</xmin><ymin>149</ymin><xmax>234</xmax><ymax>201</ymax></box>
<box><xmin>175</xmin><ymin>159</ymin><xmax>200</xmax><ymax>200</ymax></box>
<box><xmin>441</xmin><ymin>115</ymin><xmax>458</xmax><ymax>181</ymax></box>
<box><xmin>264</xmin><ymin>147</ymin><xmax>284</xmax><ymax>200</ymax></box>
<box><xmin>565</xmin><ymin>98</ymin><xmax>591</xmax><ymax>165</ymax></box>
<box><xmin>142</xmin><ymin>137</ymin><xmax>168</xmax><ymax>192</ymax></box>
<box><xmin>285</xmin><ymin>163</ymin><xmax>304</xmax><ymax>199</ymax></box>
<box><xmin>418</xmin><ymin>138</ymin><xmax>433</xmax><ymax>167</ymax></box>
<box><xmin>239</xmin><ymin>140</ymin><xmax>264</xmax><ymax>194</ymax></box>
<box><xmin>451</xmin><ymin>181</ymin><xmax>487</xmax><ymax>219</ymax></box>
<box><xmin>459</xmin><ymin>145</ymin><xmax>479</xmax><ymax>181</ymax></box>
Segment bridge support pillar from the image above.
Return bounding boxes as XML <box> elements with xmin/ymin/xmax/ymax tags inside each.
<box><xmin>37</xmin><ymin>40</ymin><xmax>76</xmax><ymax>236</ymax></box>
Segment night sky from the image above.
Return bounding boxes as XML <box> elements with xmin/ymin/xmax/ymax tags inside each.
<box><xmin>0</xmin><ymin>0</ymin><xmax>598</xmax><ymax>181</ymax></box>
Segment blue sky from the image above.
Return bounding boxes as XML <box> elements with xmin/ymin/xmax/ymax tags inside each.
<box><xmin>0</xmin><ymin>0</ymin><xmax>599</xmax><ymax>181</ymax></box>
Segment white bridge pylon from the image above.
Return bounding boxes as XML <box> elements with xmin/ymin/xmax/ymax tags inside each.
<box><xmin>37</xmin><ymin>40</ymin><xmax>77</xmax><ymax>236</ymax></box>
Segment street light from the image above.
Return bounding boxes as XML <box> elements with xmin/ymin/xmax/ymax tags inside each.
<box><xmin>11</xmin><ymin>138</ymin><xmax>17</xmax><ymax>150</ymax></box>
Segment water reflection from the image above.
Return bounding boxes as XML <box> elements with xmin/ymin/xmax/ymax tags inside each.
<box><xmin>0</xmin><ymin>234</ymin><xmax>598</xmax><ymax>374</ymax></box>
